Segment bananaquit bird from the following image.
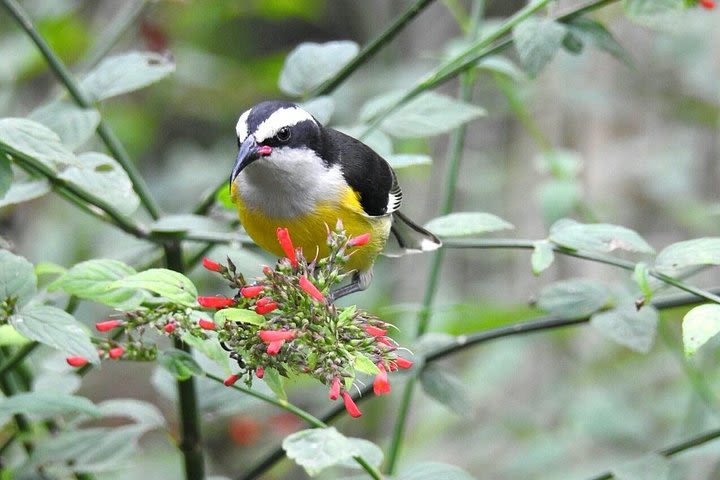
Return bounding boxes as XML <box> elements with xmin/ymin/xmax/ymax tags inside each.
<box><xmin>230</xmin><ymin>100</ymin><xmax>441</xmax><ymax>299</ymax></box>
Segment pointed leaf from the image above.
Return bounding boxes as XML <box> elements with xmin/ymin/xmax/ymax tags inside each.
<box><xmin>361</xmin><ymin>90</ymin><xmax>485</xmax><ymax>138</ymax></box>
<box><xmin>48</xmin><ymin>259</ymin><xmax>145</xmax><ymax>310</ymax></box>
<box><xmin>566</xmin><ymin>18</ymin><xmax>632</xmax><ymax>65</ymax></box>
<box><xmin>29</xmin><ymin>101</ymin><xmax>100</xmax><ymax>150</ymax></box>
<box><xmin>0</xmin><ymin>118</ymin><xmax>76</xmax><ymax>170</ymax></box>
<box><xmin>590</xmin><ymin>306</ymin><xmax>659</xmax><ymax>353</ymax></box>
<box><xmin>10</xmin><ymin>304</ymin><xmax>99</xmax><ymax>363</ymax></box>
<box><xmin>537</xmin><ymin>278</ymin><xmax>611</xmax><ymax>318</ymax></box>
<box><xmin>513</xmin><ymin>17</ymin><xmax>567</xmax><ymax>77</ymax></box>
<box><xmin>0</xmin><ymin>249</ymin><xmax>37</xmax><ymax>309</ymax></box>
<box><xmin>633</xmin><ymin>262</ymin><xmax>653</xmax><ymax>302</ymax></box>
<box><xmin>112</xmin><ymin>268</ymin><xmax>198</xmax><ymax>306</ymax></box>
<box><xmin>0</xmin><ymin>177</ymin><xmax>50</xmax><ymax>207</ymax></box>
<box><xmin>419</xmin><ymin>364</ymin><xmax>471</xmax><ymax>416</ymax></box>
<box><xmin>214</xmin><ymin>307</ymin><xmax>264</xmax><ymax>325</ymax></box>
<box><xmin>0</xmin><ymin>392</ymin><xmax>100</xmax><ymax>419</ymax></box>
<box><xmin>476</xmin><ymin>56</ymin><xmax>525</xmax><ymax>82</ymax></box>
<box><xmin>655</xmin><ymin>238</ymin><xmax>720</xmax><ymax>275</ymax></box>
<box><xmin>159</xmin><ymin>349</ymin><xmax>203</xmax><ymax>381</ymax></box>
<box><xmin>424</xmin><ymin>212</ymin><xmax>513</xmax><ymax>238</ymax></box>
<box><xmin>549</xmin><ymin>219</ymin><xmax>655</xmax><ymax>254</ymax></box>
<box><xmin>531</xmin><ymin>240</ymin><xmax>555</xmax><ymax>275</ymax></box>
<box><xmin>279</xmin><ymin>41</ymin><xmax>359</xmax><ymax>97</ymax></box>
<box><xmin>682</xmin><ymin>304</ymin><xmax>720</xmax><ymax>357</ymax></box>
<box><xmin>336</xmin><ymin>125</ymin><xmax>392</xmax><ymax>156</ymax></box>
<box><xmin>81</xmin><ymin>51</ymin><xmax>175</xmax><ymax>101</ymax></box>
<box><xmin>354</xmin><ymin>354</ymin><xmax>380</xmax><ymax>375</ymax></box>
<box><xmin>623</xmin><ymin>0</ymin><xmax>685</xmax><ymax>31</ymax></box>
<box><xmin>263</xmin><ymin>367</ymin><xmax>287</xmax><ymax>402</ymax></box>
<box><xmin>0</xmin><ymin>153</ymin><xmax>11</xmax><ymax>198</ymax></box>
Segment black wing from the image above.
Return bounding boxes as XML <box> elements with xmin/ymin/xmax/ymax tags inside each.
<box><xmin>322</xmin><ymin>128</ymin><xmax>402</xmax><ymax>217</ymax></box>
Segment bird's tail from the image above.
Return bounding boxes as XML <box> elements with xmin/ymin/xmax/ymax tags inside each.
<box><xmin>383</xmin><ymin>211</ymin><xmax>442</xmax><ymax>257</ymax></box>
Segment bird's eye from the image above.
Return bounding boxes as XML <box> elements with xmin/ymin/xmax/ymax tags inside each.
<box><xmin>276</xmin><ymin>127</ymin><xmax>291</xmax><ymax>142</ymax></box>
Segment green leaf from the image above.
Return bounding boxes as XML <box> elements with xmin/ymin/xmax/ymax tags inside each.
<box><xmin>396</xmin><ymin>462</ymin><xmax>478</xmax><ymax>480</ymax></box>
<box><xmin>0</xmin><ymin>392</ymin><xmax>100</xmax><ymax>419</ymax></box>
<box><xmin>0</xmin><ymin>153</ymin><xmax>11</xmax><ymax>198</ymax></box>
<box><xmin>590</xmin><ymin>306</ymin><xmax>659</xmax><ymax>353</ymax></box>
<box><xmin>263</xmin><ymin>367</ymin><xmax>287</xmax><ymax>402</ymax></box>
<box><xmin>0</xmin><ymin>118</ymin><xmax>76</xmax><ymax>170</ymax></box>
<box><xmin>654</xmin><ymin>238</ymin><xmax>720</xmax><ymax>275</ymax></box>
<box><xmin>181</xmin><ymin>333</ymin><xmax>231</xmax><ymax>375</ymax></box>
<box><xmin>682</xmin><ymin>304</ymin><xmax>720</xmax><ymax>357</ymax></box>
<box><xmin>336</xmin><ymin>125</ymin><xmax>392</xmax><ymax>157</ymax></box>
<box><xmin>278</xmin><ymin>41</ymin><xmax>359</xmax><ymax>97</ymax></box>
<box><xmin>419</xmin><ymin>364</ymin><xmax>471</xmax><ymax>416</ymax></box>
<box><xmin>113</xmin><ymin>268</ymin><xmax>198</xmax><ymax>306</ymax></box>
<box><xmin>0</xmin><ymin>249</ymin><xmax>37</xmax><ymax>309</ymax></box>
<box><xmin>159</xmin><ymin>349</ymin><xmax>203</xmax><ymax>381</ymax></box>
<box><xmin>387</xmin><ymin>153</ymin><xmax>432</xmax><ymax>170</ymax></box>
<box><xmin>0</xmin><ymin>324</ymin><xmax>30</xmax><ymax>346</ymax></box>
<box><xmin>80</xmin><ymin>51</ymin><xmax>175</xmax><ymax>102</ymax></box>
<box><xmin>48</xmin><ymin>259</ymin><xmax>145</xmax><ymax>310</ymax></box>
<box><xmin>537</xmin><ymin>179</ymin><xmax>581</xmax><ymax>225</ymax></box>
<box><xmin>29</xmin><ymin>100</ymin><xmax>101</xmax><ymax>150</ymax></box>
<box><xmin>10</xmin><ymin>304</ymin><xmax>99</xmax><ymax>363</ymax></box>
<box><xmin>537</xmin><ymin>278</ymin><xmax>611</xmax><ymax>318</ymax></box>
<box><xmin>549</xmin><ymin>219</ymin><xmax>655</xmax><ymax>254</ymax></box>
<box><xmin>300</xmin><ymin>96</ymin><xmax>334</xmax><ymax>125</ymax></box>
<box><xmin>354</xmin><ymin>354</ymin><xmax>380</xmax><ymax>375</ymax></box>
<box><xmin>512</xmin><ymin>17</ymin><xmax>567</xmax><ymax>77</ymax></box>
<box><xmin>623</xmin><ymin>0</ymin><xmax>685</xmax><ymax>31</ymax></box>
<box><xmin>360</xmin><ymin>90</ymin><xmax>485</xmax><ymax>138</ymax></box>
<box><xmin>531</xmin><ymin>240</ymin><xmax>555</xmax><ymax>275</ymax></box>
<box><xmin>566</xmin><ymin>18</ymin><xmax>633</xmax><ymax>66</ymax></box>
<box><xmin>58</xmin><ymin>152</ymin><xmax>140</xmax><ymax>216</ymax></box>
<box><xmin>610</xmin><ymin>453</ymin><xmax>670</xmax><ymax>480</ymax></box>
<box><xmin>35</xmin><ymin>261</ymin><xmax>67</xmax><ymax>278</ymax></box>
<box><xmin>0</xmin><ymin>177</ymin><xmax>50</xmax><ymax>207</ymax></box>
<box><xmin>214</xmin><ymin>307</ymin><xmax>264</xmax><ymax>325</ymax></box>
<box><xmin>476</xmin><ymin>56</ymin><xmax>525</xmax><ymax>82</ymax></box>
<box><xmin>97</xmin><ymin>398</ymin><xmax>166</xmax><ymax>432</ymax></box>
<box><xmin>335</xmin><ymin>438</ymin><xmax>384</xmax><ymax>471</ymax></box>
<box><xmin>633</xmin><ymin>262</ymin><xmax>653</xmax><ymax>302</ymax></box>
<box><xmin>282</xmin><ymin>427</ymin><xmax>383</xmax><ymax>476</ymax></box>
<box><xmin>424</xmin><ymin>212</ymin><xmax>513</xmax><ymax>238</ymax></box>
<box><xmin>561</xmin><ymin>29</ymin><xmax>584</xmax><ymax>54</ymax></box>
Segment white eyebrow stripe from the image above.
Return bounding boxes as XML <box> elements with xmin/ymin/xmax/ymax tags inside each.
<box><xmin>254</xmin><ymin>107</ymin><xmax>314</xmax><ymax>143</ymax></box>
<box><xmin>235</xmin><ymin>109</ymin><xmax>251</xmax><ymax>141</ymax></box>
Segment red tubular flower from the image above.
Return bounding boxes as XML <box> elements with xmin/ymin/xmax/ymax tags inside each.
<box><xmin>255</xmin><ymin>366</ymin><xmax>265</xmax><ymax>379</ymax></box>
<box><xmin>299</xmin><ymin>275</ymin><xmax>326</xmax><ymax>303</ymax></box>
<box><xmin>342</xmin><ymin>391</ymin><xmax>362</xmax><ymax>418</ymax></box>
<box><xmin>198</xmin><ymin>319</ymin><xmax>216</xmax><ymax>330</ymax></box>
<box><xmin>259</xmin><ymin>330</ymin><xmax>297</xmax><ymax>342</ymax></box>
<box><xmin>202</xmin><ymin>257</ymin><xmax>223</xmax><ymax>272</ymax></box>
<box><xmin>395</xmin><ymin>357</ymin><xmax>413</xmax><ymax>369</ymax></box>
<box><xmin>348</xmin><ymin>233</ymin><xmax>371</xmax><ymax>247</ymax></box>
<box><xmin>266</xmin><ymin>340</ymin><xmax>284</xmax><ymax>355</ymax></box>
<box><xmin>164</xmin><ymin>322</ymin><xmax>176</xmax><ymax>333</ymax></box>
<box><xmin>95</xmin><ymin>320</ymin><xmax>123</xmax><ymax>332</ymax></box>
<box><xmin>224</xmin><ymin>374</ymin><xmax>240</xmax><ymax>386</ymax></box>
<box><xmin>373</xmin><ymin>363</ymin><xmax>391</xmax><ymax>396</ymax></box>
<box><xmin>376</xmin><ymin>336</ymin><xmax>394</xmax><ymax>348</ymax></box>
<box><xmin>241</xmin><ymin>285</ymin><xmax>264</xmax><ymax>298</ymax></box>
<box><xmin>276</xmin><ymin>227</ymin><xmax>298</xmax><ymax>268</ymax></box>
<box><xmin>364</xmin><ymin>325</ymin><xmax>387</xmax><ymax>337</ymax></box>
<box><xmin>700</xmin><ymin>0</ymin><xmax>715</xmax><ymax>8</ymax></box>
<box><xmin>329</xmin><ymin>377</ymin><xmax>341</xmax><ymax>400</ymax></box>
<box><xmin>197</xmin><ymin>296</ymin><xmax>235</xmax><ymax>309</ymax></box>
<box><xmin>255</xmin><ymin>300</ymin><xmax>278</xmax><ymax>315</ymax></box>
<box><xmin>66</xmin><ymin>356</ymin><xmax>88</xmax><ymax>367</ymax></box>
<box><xmin>108</xmin><ymin>347</ymin><xmax>124</xmax><ymax>359</ymax></box>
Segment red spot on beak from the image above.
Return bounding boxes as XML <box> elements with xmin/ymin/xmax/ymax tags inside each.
<box><xmin>257</xmin><ymin>145</ymin><xmax>272</xmax><ymax>156</ymax></box>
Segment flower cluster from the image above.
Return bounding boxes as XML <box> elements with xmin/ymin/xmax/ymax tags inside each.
<box><xmin>82</xmin><ymin>223</ymin><xmax>412</xmax><ymax>418</ymax></box>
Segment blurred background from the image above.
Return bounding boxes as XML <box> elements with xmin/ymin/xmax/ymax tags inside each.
<box><xmin>1</xmin><ymin>0</ymin><xmax>720</xmax><ymax>478</ymax></box>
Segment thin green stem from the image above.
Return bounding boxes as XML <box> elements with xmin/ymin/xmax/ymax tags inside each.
<box><xmin>81</xmin><ymin>0</ymin><xmax>150</xmax><ymax>69</ymax></box>
<box><xmin>241</xmin><ymin>287</ymin><xmax>720</xmax><ymax>479</ymax></box>
<box><xmin>4</xmin><ymin>147</ymin><xmax>150</xmax><ymax>239</ymax></box>
<box><xmin>586</xmin><ymin>427</ymin><xmax>720</xmax><ymax>480</ymax></box>
<box><xmin>386</xmin><ymin>2</ymin><xmax>483</xmax><ymax>472</ymax></box>
<box><xmin>0</xmin><ymin>0</ymin><xmax>161</xmax><ymax>220</ymax></box>
<box><xmin>308</xmin><ymin>0</ymin><xmax>437</xmax><ymax>98</ymax></box>
<box><xmin>205</xmin><ymin>373</ymin><xmax>384</xmax><ymax>480</ymax></box>
<box><xmin>0</xmin><ymin>342</ymin><xmax>38</xmax><ymax>379</ymax></box>
<box><xmin>360</xmin><ymin>0</ymin><xmax>621</xmax><ymax>139</ymax></box>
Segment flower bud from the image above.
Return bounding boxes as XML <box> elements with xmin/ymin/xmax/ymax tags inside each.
<box><xmin>364</xmin><ymin>325</ymin><xmax>387</xmax><ymax>337</ymax></box>
<box><xmin>198</xmin><ymin>319</ymin><xmax>216</xmax><ymax>330</ymax></box>
<box><xmin>109</xmin><ymin>347</ymin><xmax>124</xmax><ymax>359</ymax></box>
<box><xmin>395</xmin><ymin>357</ymin><xmax>413</xmax><ymax>369</ymax></box>
<box><xmin>276</xmin><ymin>227</ymin><xmax>298</xmax><ymax>268</ymax></box>
<box><xmin>255</xmin><ymin>366</ymin><xmax>265</xmax><ymax>379</ymax></box>
<box><xmin>347</xmin><ymin>233</ymin><xmax>371</xmax><ymax>247</ymax></box>
<box><xmin>164</xmin><ymin>322</ymin><xmax>176</xmax><ymax>333</ymax></box>
<box><xmin>224</xmin><ymin>374</ymin><xmax>240</xmax><ymax>386</ymax></box>
<box><xmin>342</xmin><ymin>391</ymin><xmax>362</xmax><ymax>418</ymax></box>
<box><xmin>95</xmin><ymin>320</ymin><xmax>123</xmax><ymax>332</ymax></box>
<box><xmin>241</xmin><ymin>285</ymin><xmax>264</xmax><ymax>298</ymax></box>
<box><xmin>197</xmin><ymin>296</ymin><xmax>235</xmax><ymax>309</ymax></box>
<box><xmin>329</xmin><ymin>377</ymin><xmax>341</xmax><ymax>400</ymax></box>
<box><xmin>299</xmin><ymin>275</ymin><xmax>326</xmax><ymax>303</ymax></box>
<box><xmin>66</xmin><ymin>356</ymin><xmax>88</xmax><ymax>367</ymax></box>
<box><xmin>202</xmin><ymin>257</ymin><xmax>223</xmax><ymax>272</ymax></box>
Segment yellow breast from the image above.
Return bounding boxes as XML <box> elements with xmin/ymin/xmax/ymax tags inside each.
<box><xmin>231</xmin><ymin>184</ymin><xmax>390</xmax><ymax>273</ymax></box>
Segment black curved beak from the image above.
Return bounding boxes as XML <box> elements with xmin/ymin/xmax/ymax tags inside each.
<box><xmin>231</xmin><ymin>136</ymin><xmax>260</xmax><ymax>183</ymax></box>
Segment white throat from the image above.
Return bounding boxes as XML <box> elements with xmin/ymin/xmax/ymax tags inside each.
<box><xmin>234</xmin><ymin>147</ymin><xmax>346</xmax><ymax>218</ymax></box>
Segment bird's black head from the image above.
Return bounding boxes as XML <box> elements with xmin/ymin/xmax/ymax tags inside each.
<box><xmin>231</xmin><ymin>101</ymin><xmax>324</xmax><ymax>182</ymax></box>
